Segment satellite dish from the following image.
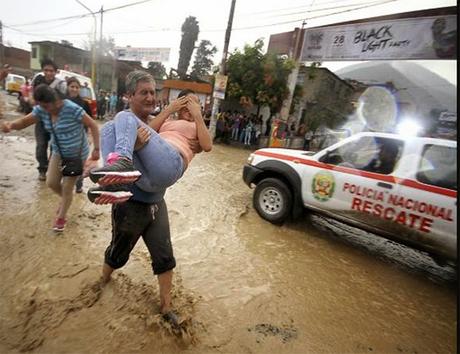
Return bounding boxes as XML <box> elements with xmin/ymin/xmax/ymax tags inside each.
<box><xmin>357</xmin><ymin>86</ymin><xmax>397</xmax><ymax>132</ymax></box>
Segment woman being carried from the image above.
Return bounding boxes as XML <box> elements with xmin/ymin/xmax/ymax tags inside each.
<box><xmin>88</xmin><ymin>72</ymin><xmax>212</xmax><ymax>204</ymax></box>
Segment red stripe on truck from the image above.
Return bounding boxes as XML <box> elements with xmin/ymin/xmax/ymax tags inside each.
<box><xmin>254</xmin><ymin>150</ymin><xmax>457</xmax><ymax>198</ymax></box>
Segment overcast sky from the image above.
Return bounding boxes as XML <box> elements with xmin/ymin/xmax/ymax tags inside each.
<box><xmin>2</xmin><ymin>0</ymin><xmax>457</xmax><ymax>84</ymax></box>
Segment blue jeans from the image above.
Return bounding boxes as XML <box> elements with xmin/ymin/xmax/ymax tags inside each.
<box><xmin>231</xmin><ymin>127</ymin><xmax>239</xmax><ymax>140</ymax></box>
<box><xmin>35</xmin><ymin>119</ymin><xmax>50</xmax><ymax>173</ymax></box>
<box><xmin>244</xmin><ymin>130</ymin><xmax>252</xmax><ymax>145</ymax></box>
<box><xmin>100</xmin><ymin>112</ymin><xmax>184</xmax><ymax>193</ymax></box>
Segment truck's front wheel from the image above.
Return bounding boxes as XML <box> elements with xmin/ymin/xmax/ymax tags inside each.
<box><xmin>253</xmin><ymin>178</ymin><xmax>292</xmax><ymax>224</ymax></box>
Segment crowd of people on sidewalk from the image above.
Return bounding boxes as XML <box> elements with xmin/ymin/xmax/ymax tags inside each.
<box><xmin>96</xmin><ymin>90</ymin><xmax>129</xmax><ymax>120</ymax></box>
<box><xmin>215</xmin><ymin>110</ymin><xmax>265</xmax><ymax>145</ymax></box>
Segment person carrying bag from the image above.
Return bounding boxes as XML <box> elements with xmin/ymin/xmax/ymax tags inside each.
<box><xmin>1</xmin><ymin>84</ymin><xmax>100</xmax><ymax>232</ymax></box>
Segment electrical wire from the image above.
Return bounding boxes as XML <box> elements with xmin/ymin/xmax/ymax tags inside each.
<box><xmin>231</xmin><ymin>0</ymin><xmax>396</xmax><ymax>31</ymax></box>
<box><xmin>5</xmin><ymin>0</ymin><xmax>398</xmax><ymax>38</ymax></box>
<box><xmin>7</xmin><ymin>0</ymin><xmax>154</xmax><ymax>27</ymax></box>
<box><xmin>102</xmin><ymin>0</ymin><xmax>154</xmax><ymax>13</ymax></box>
<box><xmin>7</xmin><ymin>13</ymin><xmax>92</xmax><ymax>28</ymax></box>
<box><xmin>258</xmin><ymin>0</ymin><xmax>389</xmax><ymax>19</ymax></box>
<box><xmin>238</xmin><ymin>0</ymin><xmax>385</xmax><ymax>16</ymax></box>
<box><xmin>195</xmin><ymin>0</ymin><xmax>396</xmax><ymax>32</ymax></box>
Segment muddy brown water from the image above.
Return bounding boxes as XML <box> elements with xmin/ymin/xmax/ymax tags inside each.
<box><xmin>0</xmin><ymin>99</ymin><xmax>456</xmax><ymax>353</ymax></box>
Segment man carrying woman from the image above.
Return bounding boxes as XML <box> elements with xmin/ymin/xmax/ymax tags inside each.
<box><xmin>90</xmin><ymin>71</ymin><xmax>210</xmax><ymax>328</ymax></box>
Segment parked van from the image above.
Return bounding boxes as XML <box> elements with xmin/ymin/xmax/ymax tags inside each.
<box><xmin>6</xmin><ymin>74</ymin><xmax>26</xmax><ymax>95</ymax></box>
<box><xmin>31</xmin><ymin>69</ymin><xmax>97</xmax><ymax>117</ymax></box>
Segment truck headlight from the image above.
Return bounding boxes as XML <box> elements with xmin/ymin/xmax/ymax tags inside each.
<box><xmin>247</xmin><ymin>153</ymin><xmax>255</xmax><ymax>165</ymax></box>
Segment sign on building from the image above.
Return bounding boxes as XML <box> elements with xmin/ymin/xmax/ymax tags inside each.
<box><xmin>301</xmin><ymin>15</ymin><xmax>457</xmax><ymax>61</ymax></box>
<box><xmin>114</xmin><ymin>47</ymin><xmax>170</xmax><ymax>63</ymax></box>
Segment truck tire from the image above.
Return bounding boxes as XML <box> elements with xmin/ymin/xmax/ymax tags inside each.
<box><xmin>253</xmin><ymin>178</ymin><xmax>292</xmax><ymax>224</ymax></box>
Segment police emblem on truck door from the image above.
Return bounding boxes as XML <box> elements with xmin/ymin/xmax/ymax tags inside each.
<box><xmin>312</xmin><ymin>171</ymin><xmax>335</xmax><ymax>202</ymax></box>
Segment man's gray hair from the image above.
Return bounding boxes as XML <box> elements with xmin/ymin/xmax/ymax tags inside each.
<box><xmin>125</xmin><ymin>70</ymin><xmax>156</xmax><ymax>94</ymax></box>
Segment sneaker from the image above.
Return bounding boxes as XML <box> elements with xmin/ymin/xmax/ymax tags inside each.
<box><xmin>53</xmin><ymin>217</ymin><xmax>66</xmax><ymax>232</ymax></box>
<box><xmin>38</xmin><ymin>172</ymin><xmax>46</xmax><ymax>181</ymax></box>
<box><xmin>89</xmin><ymin>155</ymin><xmax>141</xmax><ymax>186</ymax></box>
<box><xmin>87</xmin><ymin>184</ymin><xmax>133</xmax><ymax>204</ymax></box>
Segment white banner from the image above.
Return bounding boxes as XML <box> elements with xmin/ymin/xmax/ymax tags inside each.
<box><xmin>301</xmin><ymin>15</ymin><xmax>457</xmax><ymax>61</ymax></box>
<box><xmin>213</xmin><ymin>74</ymin><xmax>228</xmax><ymax>100</ymax></box>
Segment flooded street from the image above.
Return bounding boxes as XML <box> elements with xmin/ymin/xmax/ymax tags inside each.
<box><xmin>0</xmin><ymin>97</ymin><xmax>456</xmax><ymax>354</ymax></box>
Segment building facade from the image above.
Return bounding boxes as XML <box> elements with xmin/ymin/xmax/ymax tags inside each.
<box><xmin>0</xmin><ymin>44</ymin><xmax>33</xmax><ymax>78</ymax></box>
<box><xmin>294</xmin><ymin>66</ymin><xmax>355</xmax><ymax>132</ymax></box>
<box><xmin>29</xmin><ymin>41</ymin><xmax>145</xmax><ymax>94</ymax></box>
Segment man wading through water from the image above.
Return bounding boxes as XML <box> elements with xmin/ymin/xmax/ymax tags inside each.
<box><xmin>94</xmin><ymin>71</ymin><xmax>205</xmax><ymax>329</ymax></box>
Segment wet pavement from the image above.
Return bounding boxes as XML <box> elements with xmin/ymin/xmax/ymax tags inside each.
<box><xmin>0</xmin><ymin>93</ymin><xmax>457</xmax><ymax>353</ymax></box>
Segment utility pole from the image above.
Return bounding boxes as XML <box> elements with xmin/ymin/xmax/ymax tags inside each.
<box><xmin>279</xmin><ymin>20</ymin><xmax>306</xmax><ymax>122</ymax></box>
<box><xmin>208</xmin><ymin>0</ymin><xmax>236</xmax><ymax>140</ymax></box>
<box><xmin>0</xmin><ymin>21</ymin><xmax>4</xmax><ymax>67</ymax></box>
<box><xmin>97</xmin><ymin>6</ymin><xmax>104</xmax><ymax>92</ymax></box>
<box><xmin>75</xmin><ymin>1</ymin><xmax>97</xmax><ymax>90</ymax></box>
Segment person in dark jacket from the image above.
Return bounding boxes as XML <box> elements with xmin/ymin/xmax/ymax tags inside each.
<box><xmin>30</xmin><ymin>58</ymin><xmax>67</xmax><ymax>181</ymax></box>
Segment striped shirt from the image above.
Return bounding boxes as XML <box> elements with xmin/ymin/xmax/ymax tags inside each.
<box><xmin>32</xmin><ymin>99</ymin><xmax>89</xmax><ymax>159</ymax></box>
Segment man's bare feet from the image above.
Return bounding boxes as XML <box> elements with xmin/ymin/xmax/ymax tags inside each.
<box><xmin>162</xmin><ymin>310</ymin><xmax>181</xmax><ymax>330</ymax></box>
<box><xmin>102</xmin><ymin>263</ymin><xmax>114</xmax><ymax>284</ymax></box>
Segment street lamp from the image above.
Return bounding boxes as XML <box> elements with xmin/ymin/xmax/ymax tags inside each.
<box><xmin>75</xmin><ymin>0</ymin><xmax>97</xmax><ymax>87</ymax></box>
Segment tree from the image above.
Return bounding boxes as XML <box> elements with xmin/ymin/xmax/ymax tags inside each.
<box><xmin>60</xmin><ymin>40</ymin><xmax>74</xmax><ymax>47</ymax></box>
<box><xmin>305</xmin><ymin>93</ymin><xmax>353</xmax><ymax>133</ymax></box>
<box><xmin>190</xmin><ymin>40</ymin><xmax>217</xmax><ymax>80</ymax></box>
<box><xmin>226</xmin><ymin>39</ymin><xmax>265</xmax><ymax>109</ymax></box>
<box><xmin>177</xmin><ymin>16</ymin><xmax>199</xmax><ymax>79</ymax></box>
<box><xmin>97</xmin><ymin>36</ymin><xmax>115</xmax><ymax>57</ymax></box>
<box><xmin>84</xmin><ymin>35</ymin><xmax>115</xmax><ymax>57</ymax></box>
<box><xmin>226</xmin><ymin>39</ymin><xmax>294</xmax><ymax>115</ymax></box>
<box><xmin>147</xmin><ymin>61</ymin><xmax>167</xmax><ymax>80</ymax></box>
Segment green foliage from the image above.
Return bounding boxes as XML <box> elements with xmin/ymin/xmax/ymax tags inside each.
<box><xmin>60</xmin><ymin>40</ymin><xmax>74</xmax><ymax>47</ymax></box>
<box><xmin>306</xmin><ymin>61</ymin><xmax>322</xmax><ymax>80</ymax></box>
<box><xmin>306</xmin><ymin>101</ymin><xmax>349</xmax><ymax>133</ymax></box>
<box><xmin>226</xmin><ymin>39</ymin><xmax>294</xmax><ymax>113</ymax></box>
<box><xmin>190</xmin><ymin>40</ymin><xmax>217</xmax><ymax>80</ymax></box>
<box><xmin>97</xmin><ymin>37</ymin><xmax>115</xmax><ymax>57</ymax></box>
<box><xmin>147</xmin><ymin>61</ymin><xmax>167</xmax><ymax>80</ymax></box>
<box><xmin>84</xmin><ymin>35</ymin><xmax>115</xmax><ymax>56</ymax></box>
<box><xmin>177</xmin><ymin>16</ymin><xmax>200</xmax><ymax>79</ymax></box>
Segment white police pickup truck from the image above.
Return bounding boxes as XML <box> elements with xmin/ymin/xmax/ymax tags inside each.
<box><xmin>243</xmin><ymin>132</ymin><xmax>457</xmax><ymax>263</ymax></box>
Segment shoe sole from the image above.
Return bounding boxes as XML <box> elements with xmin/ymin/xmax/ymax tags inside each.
<box><xmin>90</xmin><ymin>171</ymin><xmax>141</xmax><ymax>186</ymax></box>
<box><xmin>88</xmin><ymin>190</ymin><xmax>133</xmax><ymax>204</ymax></box>
<box><xmin>53</xmin><ymin>226</ymin><xmax>65</xmax><ymax>232</ymax></box>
